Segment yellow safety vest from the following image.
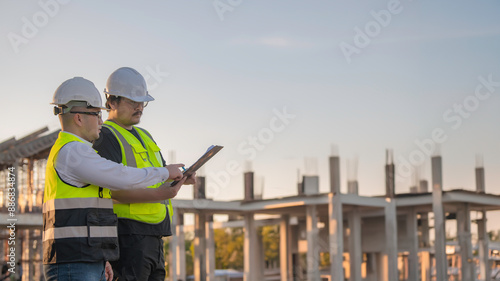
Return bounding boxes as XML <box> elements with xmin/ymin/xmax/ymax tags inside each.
<box><xmin>103</xmin><ymin>121</ymin><xmax>173</xmax><ymax>224</ymax></box>
<box><xmin>43</xmin><ymin>132</ymin><xmax>118</xmax><ymax>264</ymax></box>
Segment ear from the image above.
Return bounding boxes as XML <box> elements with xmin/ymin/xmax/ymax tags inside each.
<box><xmin>108</xmin><ymin>100</ymin><xmax>118</xmax><ymax>110</ymax></box>
<box><xmin>73</xmin><ymin>113</ymin><xmax>84</xmax><ymax>127</ymax></box>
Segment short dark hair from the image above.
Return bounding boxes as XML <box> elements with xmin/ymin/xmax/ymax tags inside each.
<box><xmin>105</xmin><ymin>95</ymin><xmax>122</xmax><ymax>109</ymax></box>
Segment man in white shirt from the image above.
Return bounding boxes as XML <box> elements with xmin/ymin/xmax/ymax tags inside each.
<box><xmin>43</xmin><ymin>77</ymin><xmax>186</xmax><ymax>281</ymax></box>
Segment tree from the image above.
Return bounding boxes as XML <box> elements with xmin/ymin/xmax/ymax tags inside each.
<box><xmin>260</xmin><ymin>225</ymin><xmax>280</xmax><ymax>268</ymax></box>
<box><xmin>488</xmin><ymin>229</ymin><xmax>500</xmax><ymax>241</ymax></box>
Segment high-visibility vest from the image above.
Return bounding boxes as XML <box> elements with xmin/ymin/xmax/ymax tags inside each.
<box><xmin>103</xmin><ymin>121</ymin><xmax>173</xmax><ymax>224</ymax></box>
<box><xmin>43</xmin><ymin>132</ymin><xmax>118</xmax><ymax>264</ymax></box>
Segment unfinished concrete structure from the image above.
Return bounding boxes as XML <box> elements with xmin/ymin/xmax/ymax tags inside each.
<box><xmin>0</xmin><ymin>127</ymin><xmax>59</xmax><ymax>281</ymax></box>
<box><xmin>170</xmin><ymin>152</ymin><xmax>500</xmax><ymax>281</ymax></box>
<box><xmin>1</xmin><ymin>128</ymin><xmax>500</xmax><ymax>281</ymax></box>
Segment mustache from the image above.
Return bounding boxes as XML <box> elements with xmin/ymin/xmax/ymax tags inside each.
<box><xmin>133</xmin><ymin>111</ymin><xmax>142</xmax><ymax>116</ymax></box>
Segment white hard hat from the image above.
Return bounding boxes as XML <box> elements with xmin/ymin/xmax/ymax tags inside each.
<box><xmin>51</xmin><ymin>77</ymin><xmax>106</xmax><ymax>115</ymax></box>
<box><xmin>104</xmin><ymin>67</ymin><xmax>154</xmax><ymax>102</ymax></box>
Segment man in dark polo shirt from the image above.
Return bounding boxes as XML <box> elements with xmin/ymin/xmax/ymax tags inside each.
<box><xmin>93</xmin><ymin>67</ymin><xmax>195</xmax><ymax>281</ymax></box>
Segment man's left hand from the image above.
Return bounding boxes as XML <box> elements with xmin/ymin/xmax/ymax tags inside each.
<box><xmin>184</xmin><ymin>172</ymin><xmax>197</xmax><ymax>185</ymax></box>
<box><xmin>105</xmin><ymin>261</ymin><xmax>113</xmax><ymax>281</ymax></box>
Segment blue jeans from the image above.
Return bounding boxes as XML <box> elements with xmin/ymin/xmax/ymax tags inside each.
<box><xmin>44</xmin><ymin>261</ymin><xmax>106</xmax><ymax>281</ymax></box>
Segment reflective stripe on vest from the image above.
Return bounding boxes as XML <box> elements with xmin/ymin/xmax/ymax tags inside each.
<box><xmin>43</xmin><ymin>197</ymin><xmax>113</xmax><ymax>213</ymax></box>
<box><xmin>43</xmin><ymin>132</ymin><xmax>118</xmax><ymax>264</ymax></box>
<box><xmin>103</xmin><ymin>121</ymin><xmax>173</xmax><ymax>224</ymax></box>
<box><xmin>43</xmin><ymin>226</ymin><xmax>117</xmax><ymax>241</ymax></box>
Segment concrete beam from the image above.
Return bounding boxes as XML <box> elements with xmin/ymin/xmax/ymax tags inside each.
<box><xmin>340</xmin><ymin>194</ymin><xmax>388</xmax><ymax>208</ymax></box>
<box><xmin>442</xmin><ymin>192</ymin><xmax>500</xmax><ymax>206</ymax></box>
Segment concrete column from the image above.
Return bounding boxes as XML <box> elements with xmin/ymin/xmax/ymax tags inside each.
<box><xmin>384</xmin><ymin>148</ymin><xmax>397</xmax><ymax>281</ymax></box>
<box><xmin>35</xmin><ymin>229</ymin><xmax>43</xmax><ymax>281</ymax></box>
<box><xmin>385</xmin><ymin>199</ymin><xmax>398</xmax><ymax>281</ymax></box>
<box><xmin>27</xmin><ymin>158</ymin><xmax>34</xmax><ymax>212</ymax></box>
<box><xmin>419</xmin><ymin>180</ymin><xmax>428</xmax><ymax>193</ymax></box>
<box><xmin>280</xmin><ymin>215</ymin><xmax>293</xmax><ymax>281</ymax></box>
<box><xmin>0</xmin><ymin>233</ymin><xmax>3</xmax><ymax>264</ymax></box>
<box><xmin>476</xmin><ymin>166</ymin><xmax>485</xmax><ymax>193</ymax></box>
<box><xmin>244</xmin><ymin>172</ymin><xmax>254</xmax><ymax>201</ymax></box>
<box><xmin>174</xmin><ymin>211</ymin><xmax>186</xmax><ymax>281</ymax></box>
<box><xmin>194</xmin><ymin>176</ymin><xmax>206</xmax><ymax>199</ymax></box>
<box><xmin>420</xmin><ymin>251</ymin><xmax>431</xmax><ymax>281</ymax></box>
<box><xmin>22</xmin><ymin>229</ymin><xmax>29</xmax><ymax>280</ymax></box>
<box><xmin>194</xmin><ymin>212</ymin><xmax>206</xmax><ymax>281</ymax></box>
<box><xmin>206</xmin><ymin>215</ymin><xmax>216</xmax><ymax>281</ymax></box>
<box><xmin>420</xmin><ymin>213</ymin><xmax>430</xmax><ymax>248</ymax></box>
<box><xmin>13</xmin><ymin>159</ymin><xmax>19</xmax><ymax>213</ymax></box>
<box><xmin>328</xmin><ymin>193</ymin><xmax>344</xmax><ymax>281</ymax></box>
<box><xmin>329</xmin><ymin>156</ymin><xmax>341</xmax><ymax>194</ymax></box>
<box><xmin>244</xmin><ymin>213</ymin><xmax>261</xmax><ymax>281</ymax></box>
<box><xmin>348</xmin><ymin>208</ymin><xmax>362</xmax><ymax>281</ymax></box>
<box><xmin>478</xmin><ymin>211</ymin><xmax>490</xmax><ymax>281</ymax></box>
<box><xmin>376</xmin><ymin>253</ymin><xmax>387</xmax><ymax>281</ymax></box>
<box><xmin>306</xmin><ymin>205</ymin><xmax>320</xmax><ymax>281</ymax></box>
<box><xmin>347</xmin><ymin>180</ymin><xmax>358</xmax><ymax>195</ymax></box>
<box><xmin>290</xmin><ymin>223</ymin><xmax>300</xmax><ymax>279</ymax></box>
<box><xmin>406</xmin><ymin>208</ymin><xmax>419</xmax><ymax>281</ymax></box>
<box><xmin>15</xmin><ymin>228</ymin><xmax>22</xmax><ymax>277</ymax></box>
<box><xmin>457</xmin><ymin>203</ymin><xmax>474</xmax><ymax>280</ymax></box>
<box><xmin>476</xmin><ymin>161</ymin><xmax>489</xmax><ymax>280</ymax></box>
<box><xmin>385</xmin><ymin>149</ymin><xmax>395</xmax><ymax>198</ymax></box>
<box><xmin>169</xmin><ymin>209</ymin><xmax>178</xmax><ymax>281</ymax></box>
<box><xmin>431</xmin><ymin>155</ymin><xmax>448</xmax><ymax>281</ymax></box>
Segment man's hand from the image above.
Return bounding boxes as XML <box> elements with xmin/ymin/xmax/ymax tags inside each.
<box><xmin>159</xmin><ymin>176</ymin><xmax>187</xmax><ymax>198</ymax></box>
<box><xmin>105</xmin><ymin>261</ymin><xmax>113</xmax><ymax>281</ymax></box>
<box><xmin>166</xmin><ymin>164</ymin><xmax>184</xmax><ymax>180</ymax></box>
<box><xmin>184</xmin><ymin>172</ymin><xmax>197</xmax><ymax>185</ymax></box>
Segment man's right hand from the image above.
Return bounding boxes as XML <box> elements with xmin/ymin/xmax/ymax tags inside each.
<box><xmin>166</xmin><ymin>164</ymin><xmax>184</xmax><ymax>180</ymax></box>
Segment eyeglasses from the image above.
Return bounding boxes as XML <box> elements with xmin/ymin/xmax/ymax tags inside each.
<box><xmin>70</xmin><ymin>111</ymin><xmax>102</xmax><ymax>118</ymax></box>
<box><xmin>123</xmin><ymin>98</ymin><xmax>148</xmax><ymax>108</ymax></box>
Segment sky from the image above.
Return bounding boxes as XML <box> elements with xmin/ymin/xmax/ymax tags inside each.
<box><xmin>1</xmin><ymin>1</ymin><xmax>500</xmax><ymax>229</ymax></box>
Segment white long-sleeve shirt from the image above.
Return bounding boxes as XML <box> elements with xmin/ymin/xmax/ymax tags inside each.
<box><xmin>54</xmin><ymin>132</ymin><xmax>169</xmax><ymax>190</ymax></box>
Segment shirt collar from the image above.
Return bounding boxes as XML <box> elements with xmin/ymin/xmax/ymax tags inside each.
<box><xmin>61</xmin><ymin>131</ymin><xmax>93</xmax><ymax>147</ymax></box>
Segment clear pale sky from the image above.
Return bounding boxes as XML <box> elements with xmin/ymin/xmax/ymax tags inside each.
<box><xmin>1</xmin><ymin>1</ymin><xmax>500</xmax><ymax>229</ymax></box>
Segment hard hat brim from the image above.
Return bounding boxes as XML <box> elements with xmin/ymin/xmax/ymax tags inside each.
<box><xmin>50</xmin><ymin>101</ymin><xmax>107</xmax><ymax>110</ymax></box>
<box><xmin>128</xmin><ymin>93</ymin><xmax>155</xmax><ymax>103</ymax></box>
